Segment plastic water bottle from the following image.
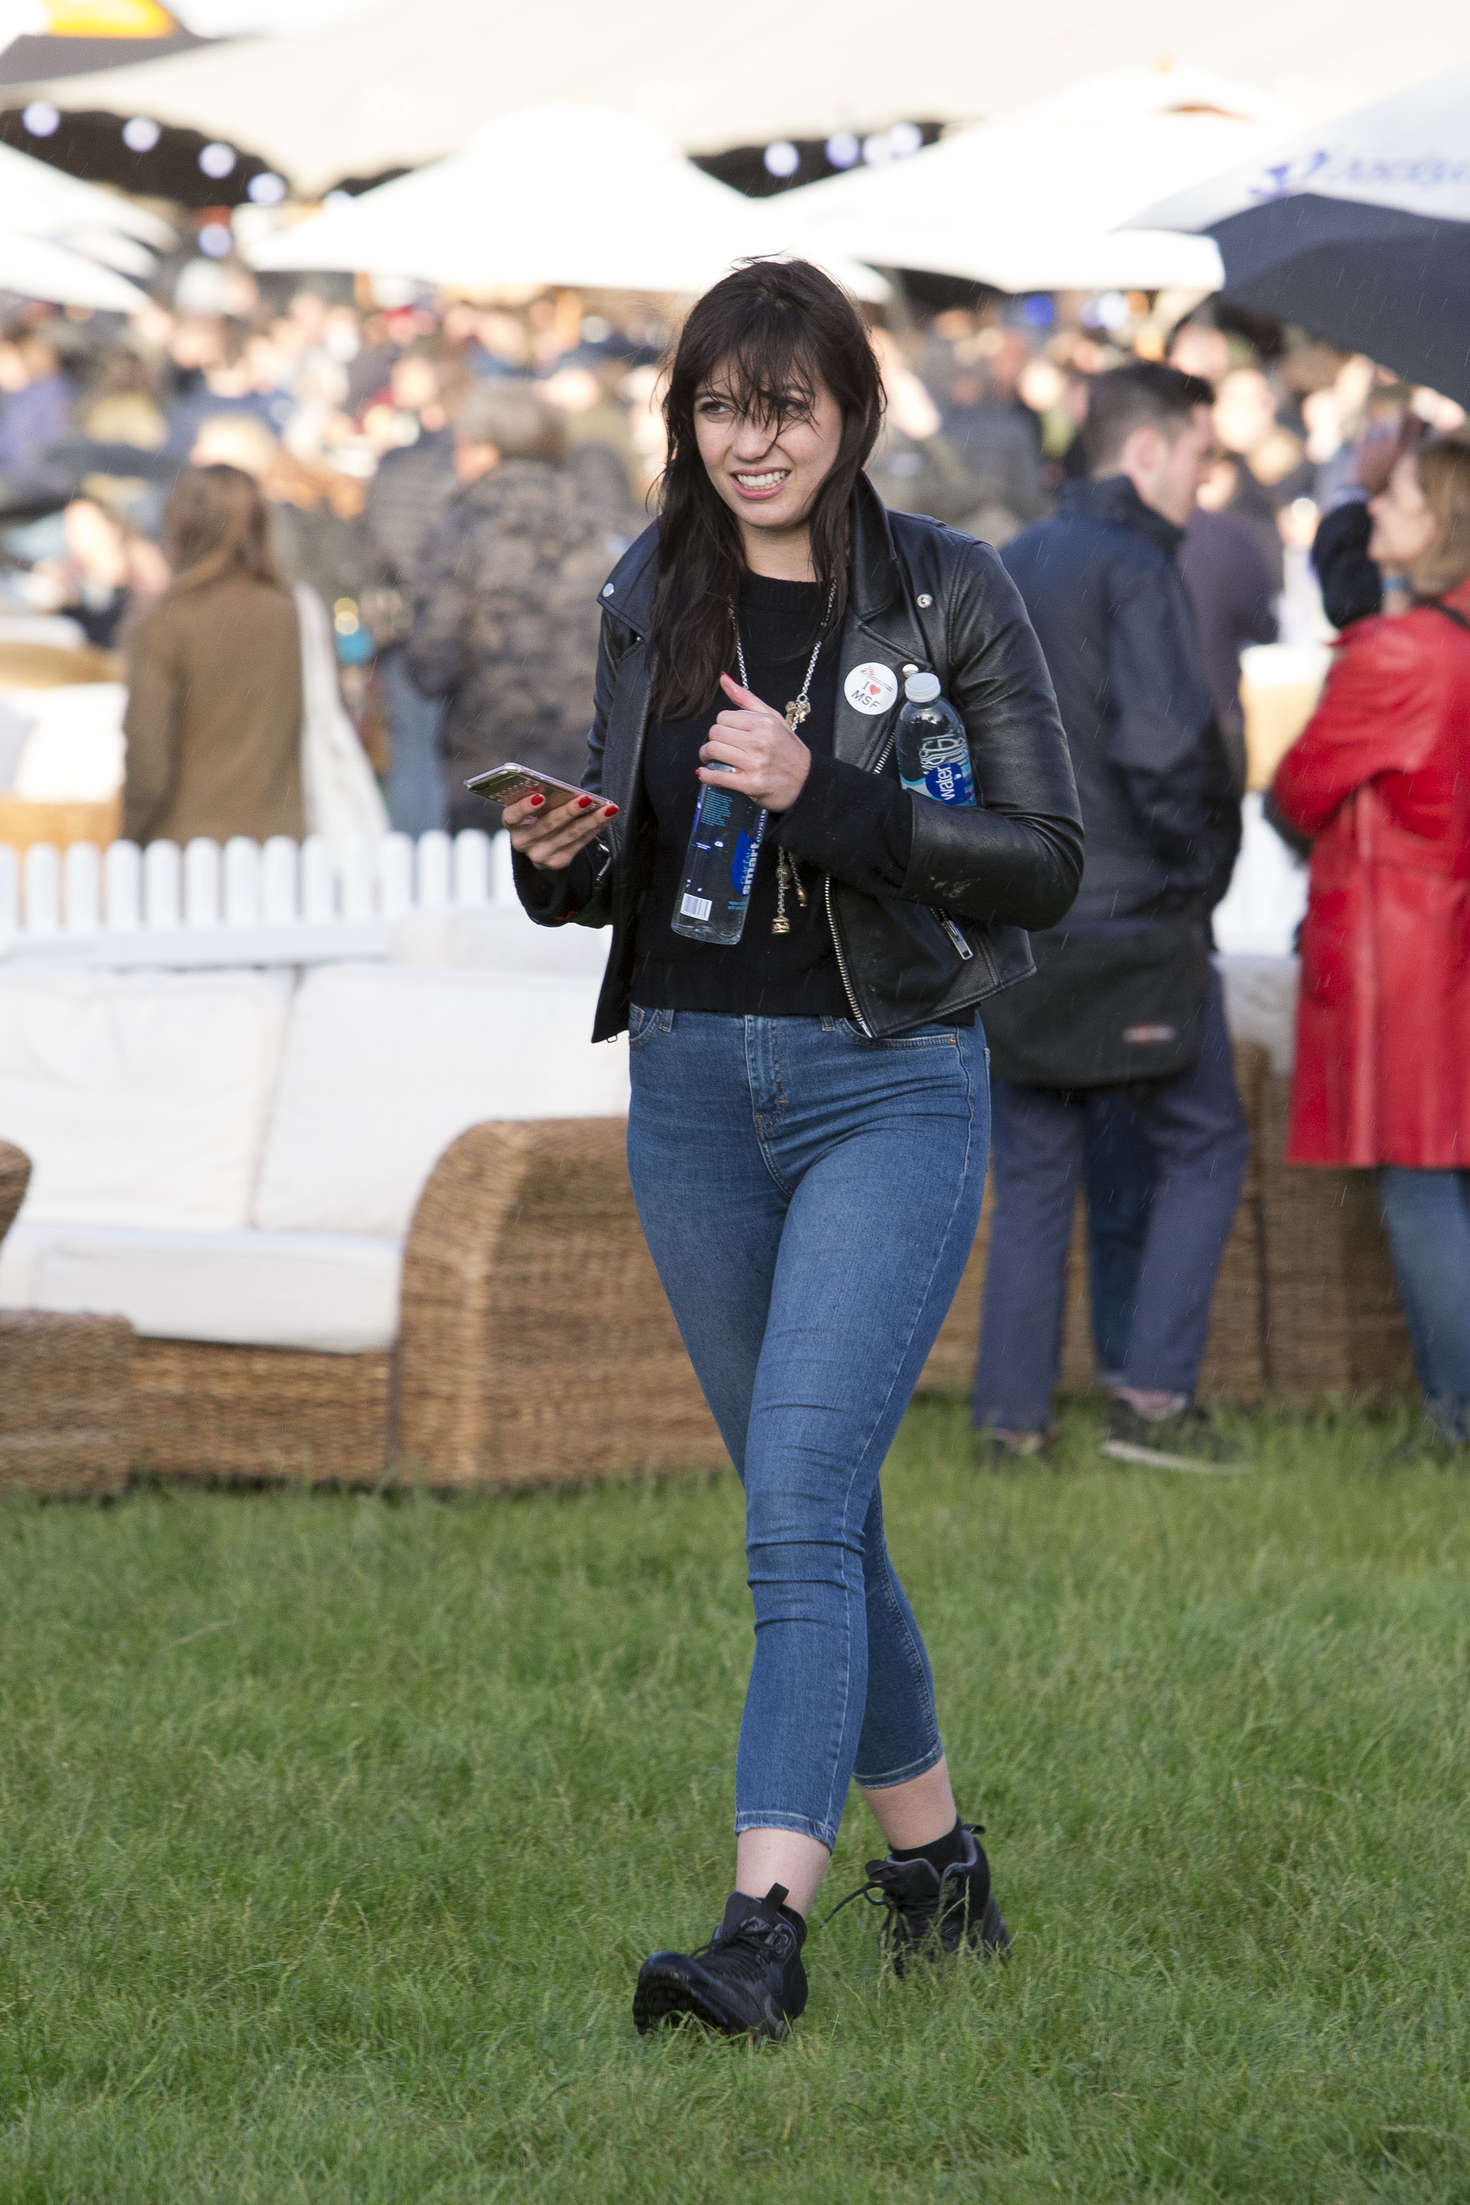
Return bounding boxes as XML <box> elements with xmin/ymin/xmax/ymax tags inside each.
<box><xmin>895</xmin><ymin>671</ymin><xmax>977</xmax><ymax>806</ymax></box>
<box><xmin>670</xmin><ymin>781</ymin><xmax>768</xmax><ymax>945</ymax></box>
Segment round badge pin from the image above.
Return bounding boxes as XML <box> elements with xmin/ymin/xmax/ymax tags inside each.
<box><xmin>844</xmin><ymin>662</ymin><xmax>899</xmax><ymax>715</ymax></box>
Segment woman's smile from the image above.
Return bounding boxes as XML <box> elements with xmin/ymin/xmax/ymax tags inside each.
<box><xmin>731</xmin><ymin>466</ymin><xmax>791</xmax><ymax>499</ymax></box>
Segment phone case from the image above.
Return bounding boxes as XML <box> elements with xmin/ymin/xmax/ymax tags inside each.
<box><xmin>464</xmin><ymin>762</ymin><xmax>586</xmax><ymax>808</ymax></box>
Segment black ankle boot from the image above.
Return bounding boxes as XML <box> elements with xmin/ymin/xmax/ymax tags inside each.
<box><xmin>842</xmin><ymin>1825</ymin><xmax>1011</xmax><ymax>1976</ymax></box>
<box><xmin>633</xmin><ymin>1883</ymin><xmax>809</xmax><ymax>2039</ymax></box>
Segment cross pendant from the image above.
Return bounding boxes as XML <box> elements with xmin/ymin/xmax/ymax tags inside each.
<box><xmin>785</xmin><ymin>697</ymin><xmax>811</xmax><ymax>730</ymax></box>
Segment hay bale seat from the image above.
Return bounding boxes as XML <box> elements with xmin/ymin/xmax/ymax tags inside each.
<box><xmin>130</xmin><ymin>1119</ymin><xmax>724</xmax><ymax>1490</ymax></box>
<box><xmin>1255</xmin><ymin>1075</ymin><xmax>1414</xmax><ymax>1402</ymax></box>
<box><xmin>0</xmin><ymin>1143</ymin><xmax>132</xmax><ymax>1498</ymax></box>
<box><xmin>128</xmin><ymin>1341</ymin><xmax>393</xmax><ymax>1486</ymax></box>
<box><xmin>395</xmin><ymin>1118</ymin><xmax>724</xmax><ymax>1488</ymax></box>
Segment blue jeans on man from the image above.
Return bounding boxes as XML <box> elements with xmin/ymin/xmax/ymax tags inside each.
<box><xmin>379</xmin><ymin>644</ymin><xmax>446</xmax><ymax>838</ymax></box>
<box><xmin>973</xmin><ymin>969</ymin><xmax>1247</xmax><ymax>1434</ymax></box>
<box><xmin>1083</xmin><ymin>1092</ymin><xmax>1156</xmax><ymax>1381</ymax></box>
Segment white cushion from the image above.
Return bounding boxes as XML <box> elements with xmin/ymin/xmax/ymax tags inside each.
<box><xmin>0</xmin><ymin>969</ymin><xmax>290</xmax><ymax>1232</ymax></box>
<box><xmin>1219</xmin><ymin>953</ymin><xmax>1300</xmax><ymax>1076</ymax></box>
<box><xmin>0</xmin><ymin>1220</ymin><xmax>400</xmax><ymax>1354</ymax></box>
<box><xmin>253</xmin><ymin>962</ymin><xmax>628</xmax><ymax>1239</ymax></box>
<box><xmin>0</xmin><ymin>1218</ymin><xmax>44</xmax><ymax>1307</ymax></box>
<box><xmin>391</xmin><ymin>904</ymin><xmax>610</xmax><ymax>975</ymax></box>
<box><xmin>11</xmin><ymin>682</ymin><xmax>126</xmax><ymax>801</ymax></box>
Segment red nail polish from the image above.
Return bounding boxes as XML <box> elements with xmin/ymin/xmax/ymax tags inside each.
<box><xmin>577</xmin><ymin>796</ymin><xmax>594</xmax><ymax>809</ymax></box>
<box><xmin>602</xmin><ymin>804</ymin><xmax>619</xmax><ymax>817</ymax></box>
<box><xmin>528</xmin><ymin>792</ymin><xmax>545</xmax><ymax>807</ymax></box>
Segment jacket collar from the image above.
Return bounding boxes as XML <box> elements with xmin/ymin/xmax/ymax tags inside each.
<box><xmin>595</xmin><ymin>471</ymin><xmax>903</xmax><ymax>641</ymax></box>
<box><xmin>1060</xmin><ymin>472</ymin><xmax>1185</xmax><ymax>558</ymax></box>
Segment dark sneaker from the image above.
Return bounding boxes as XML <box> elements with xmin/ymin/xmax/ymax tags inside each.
<box><xmin>1100</xmin><ymin>1401</ymin><xmax>1250</xmax><ymax>1476</ymax></box>
<box><xmin>633</xmin><ymin>1882</ymin><xmax>808</xmax><ymax>2040</ymax></box>
<box><xmin>1382</xmin><ymin>1424</ymin><xmax>1470</xmax><ymax>1469</ymax></box>
<box><xmin>833</xmin><ymin>1825</ymin><xmax>1011</xmax><ymax>1976</ymax></box>
<box><xmin>972</xmin><ymin>1427</ymin><xmax>1053</xmax><ymax>1469</ymax></box>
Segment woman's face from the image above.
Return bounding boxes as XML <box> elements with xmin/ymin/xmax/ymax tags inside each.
<box><xmin>693</xmin><ymin>362</ymin><xmax>845</xmax><ymax>543</ymax></box>
<box><xmin>1369</xmin><ymin>454</ymin><xmax>1437</xmax><ymax>576</ymax></box>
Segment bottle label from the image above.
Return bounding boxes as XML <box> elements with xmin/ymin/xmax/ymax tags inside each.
<box><xmin>897</xmin><ymin>706</ymin><xmax>977</xmax><ymax>808</ymax></box>
<box><xmin>730</xmin><ymin>831</ymin><xmax>760</xmax><ymax>897</ymax></box>
<box><xmin>680</xmin><ymin>893</ymin><xmax>713</xmax><ymax>924</ymax></box>
<box><xmin>901</xmin><ymin>756</ymin><xmax>977</xmax><ymax>805</ymax></box>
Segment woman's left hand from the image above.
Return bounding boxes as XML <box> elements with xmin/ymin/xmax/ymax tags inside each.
<box><xmin>698</xmin><ymin>673</ymin><xmax>812</xmax><ymax>813</ymax></box>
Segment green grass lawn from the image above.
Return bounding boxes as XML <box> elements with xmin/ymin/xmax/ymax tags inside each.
<box><xmin>0</xmin><ymin>1397</ymin><xmax>1466</xmax><ymax>2204</ymax></box>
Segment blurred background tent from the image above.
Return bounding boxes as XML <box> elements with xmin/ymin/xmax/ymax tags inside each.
<box><xmin>0</xmin><ymin>135</ymin><xmax>166</xmax><ymax>304</ymax></box>
<box><xmin>4</xmin><ymin>0</ymin><xmax>1469</xmax><ymax>193</ymax></box>
<box><xmin>1130</xmin><ymin>65</ymin><xmax>1470</xmax><ymax>405</ymax></box>
<box><xmin>767</xmin><ymin>69</ymin><xmax>1280</xmax><ymax>294</ymax></box>
<box><xmin>0</xmin><ymin>137</ymin><xmax>170</xmax><ymax>258</ymax></box>
<box><xmin>0</xmin><ymin>228</ymin><xmax>146</xmax><ymax>307</ymax></box>
<box><xmin>0</xmin><ymin>1</ymin><xmax>205</xmax><ymax>84</ymax></box>
<box><xmin>248</xmin><ymin>107</ymin><xmax>889</xmax><ymax>302</ymax></box>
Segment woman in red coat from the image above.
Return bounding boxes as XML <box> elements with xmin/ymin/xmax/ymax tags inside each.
<box><xmin>1273</xmin><ymin>436</ymin><xmax>1470</xmax><ymax>1448</ymax></box>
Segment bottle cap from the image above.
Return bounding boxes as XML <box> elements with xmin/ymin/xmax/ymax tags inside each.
<box><xmin>904</xmin><ymin>671</ymin><xmax>941</xmax><ymax>703</ymax></box>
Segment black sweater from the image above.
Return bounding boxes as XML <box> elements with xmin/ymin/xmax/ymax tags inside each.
<box><xmin>630</xmin><ymin>571</ymin><xmax>914</xmax><ymax>1016</ymax></box>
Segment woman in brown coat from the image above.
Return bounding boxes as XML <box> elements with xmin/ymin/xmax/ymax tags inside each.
<box><xmin>122</xmin><ymin>464</ymin><xmax>304</xmax><ymax>847</ymax></box>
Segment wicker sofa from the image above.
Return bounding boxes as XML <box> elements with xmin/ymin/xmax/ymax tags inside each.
<box><xmin>0</xmin><ymin>1114</ymin><xmax>724</xmax><ymax>1491</ymax></box>
<box><xmin>0</xmin><ymin>964</ymin><xmax>1418</xmax><ymax>1492</ymax></box>
<box><xmin>0</xmin><ymin>957</ymin><xmax>674</xmax><ymax>1487</ymax></box>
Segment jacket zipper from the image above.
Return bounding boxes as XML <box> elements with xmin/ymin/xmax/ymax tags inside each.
<box><xmin>940</xmin><ymin>915</ymin><xmax>974</xmax><ymax>961</ymax></box>
<box><xmin>824</xmin><ymin>871</ymin><xmax>871</xmax><ymax>1034</ymax></box>
<box><xmin>823</xmin><ymin>725</ymin><xmax>901</xmax><ymax>1036</ymax></box>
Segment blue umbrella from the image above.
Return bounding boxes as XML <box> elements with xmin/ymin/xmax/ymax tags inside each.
<box><xmin>1128</xmin><ymin>67</ymin><xmax>1470</xmax><ymax>404</ymax></box>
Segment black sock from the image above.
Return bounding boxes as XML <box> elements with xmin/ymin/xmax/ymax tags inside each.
<box><xmin>890</xmin><ymin>1817</ymin><xmax>969</xmax><ymax>1874</ymax></box>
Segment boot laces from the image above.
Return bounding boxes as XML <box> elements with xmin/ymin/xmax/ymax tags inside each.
<box><xmin>689</xmin><ymin>1906</ymin><xmax>793</xmax><ymax>1985</ymax></box>
<box><xmin>820</xmin><ymin>1824</ymin><xmax>984</xmax><ymax>1932</ymax></box>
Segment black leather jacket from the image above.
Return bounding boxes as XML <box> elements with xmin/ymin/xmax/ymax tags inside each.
<box><xmin>514</xmin><ymin>477</ymin><xmax>1083</xmax><ymax>1040</ymax></box>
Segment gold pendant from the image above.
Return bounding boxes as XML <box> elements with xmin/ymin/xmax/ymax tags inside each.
<box><xmin>771</xmin><ymin>914</ymin><xmax>791</xmax><ymax>936</ymax></box>
<box><xmin>785</xmin><ymin>697</ymin><xmax>811</xmax><ymax>730</ymax></box>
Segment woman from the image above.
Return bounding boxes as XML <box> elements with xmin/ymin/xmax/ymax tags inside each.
<box><xmin>123</xmin><ymin>463</ymin><xmax>304</xmax><ymax>848</ymax></box>
<box><xmin>1273</xmin><ymin>436</ymin><xmax>1470</xmax><ymax>1449</ymax></box>
<box><xmin>507</xmin><ymin>262</ymin><xmax>1082</xmax><ymax>2039</ymax></box>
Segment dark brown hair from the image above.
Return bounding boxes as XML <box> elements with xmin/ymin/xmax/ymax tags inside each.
<box><xmin>649</xmin><ymin>259</ymin><xmax>884</xmax><ymax>718</ymax></box>
<box><xmin>1412</xmin><ymin>435</ymin><xmax>1470</xmax><ymax>597</ymax></box>
<box><xmin>1084</xmin><ymin>360</ymin><xmax>1215</xmax><ymax>474</ymax></box>
<box><xmin>162</xmin><ymin>463</ymin><xmax>285</xmax><ymax>595</ymax></box>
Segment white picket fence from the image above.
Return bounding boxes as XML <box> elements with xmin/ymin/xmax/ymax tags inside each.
<box><xmin>0</xmin><ymin>829</ymin><xmax>515</xmax><ymax>966</ymax></box>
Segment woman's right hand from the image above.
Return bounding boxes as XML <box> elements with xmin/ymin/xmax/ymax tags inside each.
<box><xmin>502</xmin><ymin>791</ymin><xmax>617</xmax><ymax>872</ymax></box>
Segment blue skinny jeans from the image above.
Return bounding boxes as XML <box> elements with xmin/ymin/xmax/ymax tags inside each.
<box><xmin>625</xmin><ymin>1007</ymin><xmax>990</xmax><ymax>1853</ymax></box>
<box><xmin>1377</xmin><ymin>1166</ymin><xmax>1470</xmax><ymax>1440</ymax></box>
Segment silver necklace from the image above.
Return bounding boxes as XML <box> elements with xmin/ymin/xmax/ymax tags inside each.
<box><xmin>732</xmin><ymin>581</ymin><xmax>835</xmax><ymax>936</ymax></box>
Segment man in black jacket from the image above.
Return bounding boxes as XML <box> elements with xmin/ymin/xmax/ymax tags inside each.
<box><xmin>973</xmin><ymin>362</ymin><xmax>1250</xmax><ymax>1472</ymax></box>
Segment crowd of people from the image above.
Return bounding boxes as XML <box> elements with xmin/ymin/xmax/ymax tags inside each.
<box><xmin>2</xmin><ymin>246</ymin><xmax>1468</xmax><ymax>2041</ymax></box>
<box><xmin>1</xmin><ymin>271</ymin><xmax>1463</xmax><ymax>844</ymax></box>
<box><xmin>2</xmin><ymin>259</ymin><xmax>1468</xmax><ymax>1472</ymax></box>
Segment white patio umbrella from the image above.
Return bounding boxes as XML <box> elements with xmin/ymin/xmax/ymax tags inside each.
<box><xmin>247</xmin><ymin>106</ymin><xmax>889</xmax><ymax>302</ymax></box>
<box><xmin>9</xmin><ymin>0</ymin><xmax>1470</xmax><ymax>198</ymax></box>
<box><xmin>0</xmin><ymin>137</ymin><xmax>173</xmax><ymax>254</ymax></box>
<box><xmin>0</xmin><ymin>228</ymin><xmax>148</xmax><ymax>308</ymax></box>
<box><xmin>771</xmin><ymin>69</ymin><xmax>1288</xmax><ymax>294</ymax></box>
